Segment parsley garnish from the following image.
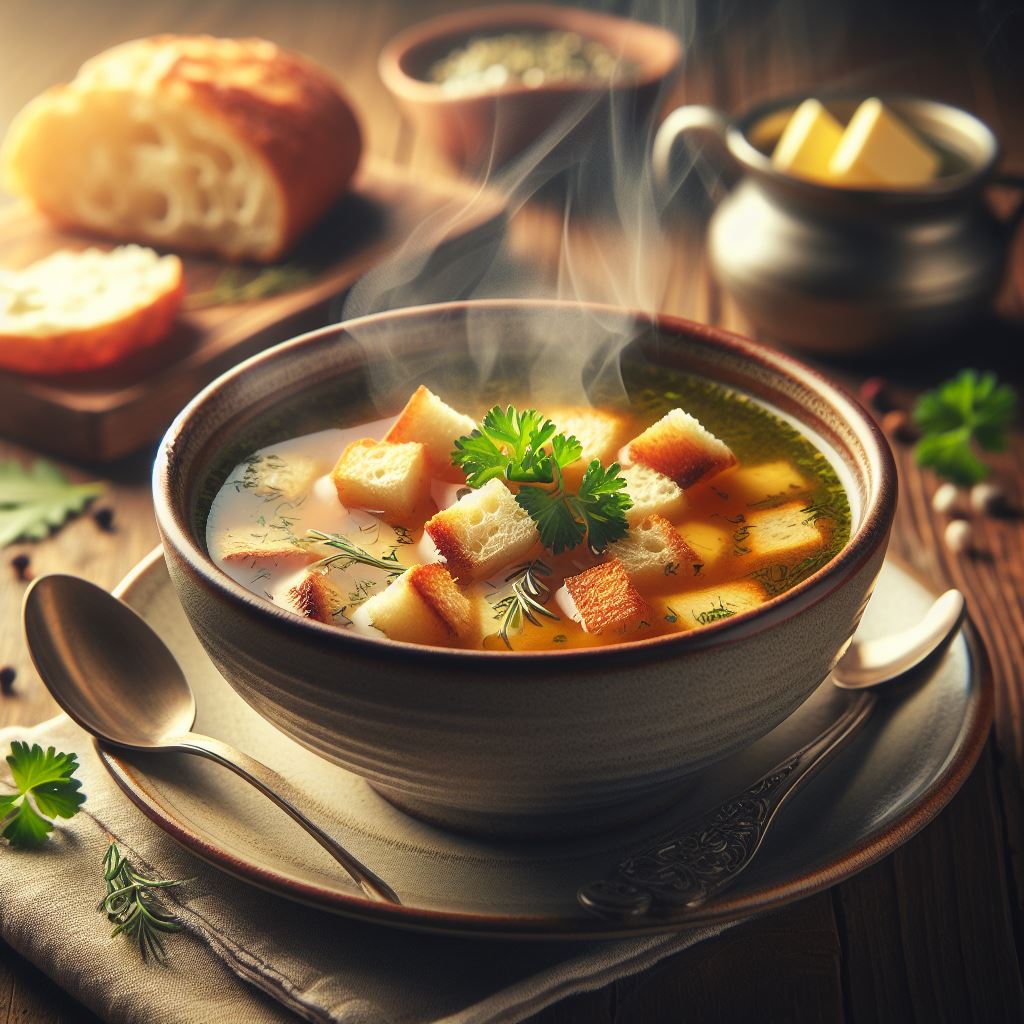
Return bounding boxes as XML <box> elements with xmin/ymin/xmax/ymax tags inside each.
<box><xmin>452</xmin><ymin>406</ymin><xmax>631</xmax><ymax>552</ymax></box>
<box><xmin>0</xmin><ymin>459</ymin><xmax>105</xmax><ymax>548</ymax></box>
<box><xmin>913</xmin><ymin>369</ymin><xmax>1017</xmax><ymax>486</ymax></box>
<box><xmin>0</xmin><ymin>741</ymin><xmax>86</xmax><ymax>848</ymax></box>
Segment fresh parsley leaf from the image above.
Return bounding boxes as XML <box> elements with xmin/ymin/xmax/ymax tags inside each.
<box><xmin>451</xmin><ymin>406</ymin><xmax>564</xmax><ymax>486</ymax></box>
<box><xmin>516</xmin><ymin>484</ymin><xmax>587</xmax><ymax>554</ymax></box>
<box><xmin>0</xmin><ymin>459</ymin><xmax>104</xmax><ymax>548</ymax></box>
<box><xmin>912</xmin><ymin>370</ymin><xmax>1017</xmax><ymax>485</ymax></box>
<box><xmin>575</xmin><ymin>461</ymin><xmax>632</xmax><ymax>551</ymax></box>
<box><xmin>453</xmin><ymin>405</ymin><xmax>632</xmax><ymax>553</ymax></box>
<box><xmin>1</xmin><ymin>741</ymin><xmax>86</xmax><ymax>848</ymax></box>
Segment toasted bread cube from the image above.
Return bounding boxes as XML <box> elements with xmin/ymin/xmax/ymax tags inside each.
<box><xmin>288</xmin><ymin>572</ymin><xmax>340</xmax><ymax>624</ymax></box>
<box><xmin>330</xmin><ymin>438</ymin><xmax>429</xmax><ymax>522</ymax></box>
<box><xmin>620</xmin><ymin>463</ymin><xmax>687</xmax><ymax>523</ymax></box>
<box><xmin>608</xmin><ymin>514</ymin><xmax>700</xmax><ymax>586</ymax></box>
<box><xmin>564</xmin><ymin>559</ymin><xmax>651</xmax><ymax>633</ymax></box>
<box><xmin>551</xmin><ymin>407</ymin><xmax>631</xmax><ymax>485</ymax></box>
<box><xmin>660</xmin><ymin>579</ymin><xmax>767</xmax><ymax>630</ymax></box>
<box><xmin>384</xmin><ymin>385</ymin><xmax>477</xmax><ymax>483</ymax></box>
<box><xmin>736</xmin><ymin>501</ymin><xmax>830</xmax><ymax>577</ymax></box>
<box><xmin>719</xmin><ymin>460</ymin><xmax>813</xmax><ymax>508</ymax></box>
<box><xmin>626</xmin><ymin>409</ymin><xmax>736</xmax><ymax>489</ymax></box>
<box><xmin>425</xmin><ymin>478</ymin><xmax>539</xmax><ymax>582</ymax></box>
<box><xmin>219</xmin><ymin>532</ymin><xmax>318</xmax><ymax>567</ymax></box>
<box><xmin>360</xmin><ymin>563</ymin><xmax>479</xmax><ymax>646</ymax></box>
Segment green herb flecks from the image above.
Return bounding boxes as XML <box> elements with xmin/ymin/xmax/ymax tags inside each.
<box><xmin>183</xmin><ymin>264</ymin><xmax>315</xmax><ymax>310</ymax></box>
<box><xmin>913</xmin><ymin>369</ymin><xmax>1017</xmax><ymax>486</ymax></box>
<box><xmin>0</xmin><ymin>741</ymin><xmax>86</xmax><ymax>848</ymax></box>
<box><xmin>306</xmin><ymin>529</ymin><xmax>407</xmax><ymax>578</ymax></box>
<box><xmin>488</xmin><ymin>561</ymin><xmax>559</xmax><ymax>649</ymax></box>
<box><xmin>452</xmin><ymin>406</ymin><xmax>631</xmax><ymax>553</ymax></box>
<box><xmin>0</xmin><ymin>460</ymin><xmax>104</xmax><ymax>548</ymax></box>
<box><xmin>99</xmin><ymin>843</ymin><xmax>188</xmax><ymax>963</ymax></box>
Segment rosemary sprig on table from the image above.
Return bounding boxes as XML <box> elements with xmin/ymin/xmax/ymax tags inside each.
<box><xmin>306</xmin><ymin>529</ymin><xmax>407</xmax><ymax>577</ymax></box>
<box><xmin>488</xmin><ymin>561</ymin><xmax>559</xmax><ymax>649</ymax></box>
<box><xmin>99</xmin><ymin>843</ymin><xmax>188</xmax><ymax>963</ymax></box>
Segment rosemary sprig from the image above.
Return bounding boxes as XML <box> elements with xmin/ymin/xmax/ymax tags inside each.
<box><xmin>99</xmin><ymin>843</ymin><xmax>188</xmax><ymax>963</ymax></box>
<box><xmin>307</xmin><ymin>529</ymin><xmax>407</xmax><ymax>577</ymax></box>
<box><xmin>488</xmin><ymin>561</ymin><xmax>559</xmax><ymax>649</ymax></box>
<box><xmin>183</xmin><ymin>264</ymin><xmax>315</xmax><ymax>310</ymax></box>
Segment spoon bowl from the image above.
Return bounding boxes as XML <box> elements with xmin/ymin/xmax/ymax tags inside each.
<box><xmin>22</xmin><ymin>573</ymin><xmax>399</xmax><ymax>904</ymax></box>
<box><xmin>23</xmin><ymin>574</ymin><xmax>197</xmax><ymax>748</ymax></box>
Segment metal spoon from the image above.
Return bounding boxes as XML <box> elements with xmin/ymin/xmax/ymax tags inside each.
<box><xmin>22</xmin><ymin>574</ymin><xmax>399</xmax><ymax>905</ymax></box>
<box><xmin>578</xmin><ymin>589</ymin><xmax>966</xmax><ymax>921</ymax></box>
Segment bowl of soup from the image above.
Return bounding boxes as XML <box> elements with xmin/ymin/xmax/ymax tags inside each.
<box><xmin>154</xmin><ymin>300</ymin><xmax>896</xmax><ymax>837</ymax></box>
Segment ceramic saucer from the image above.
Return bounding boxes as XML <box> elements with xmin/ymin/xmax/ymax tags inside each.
<box><xmin>98</xmin><ymin>550</ymin><xmax>991</xmax><ymax>938</ymax></box>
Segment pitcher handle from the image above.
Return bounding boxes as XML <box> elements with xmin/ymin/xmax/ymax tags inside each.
<box><xmin>652</xmin><ymin>104</ymin><xmax>739</xmax><ymax>197</ymax></box>
<box><xmin>990</xmin><ymin>172</ymin><xmax>1024</xmax><ymax>239</ymax></box>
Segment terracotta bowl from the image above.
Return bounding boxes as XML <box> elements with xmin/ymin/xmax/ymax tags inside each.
<box><xmin>153</xmin><ymin>300</ymin><xmax>896</xmax><ymax>837</ymax></box>
<box><xmin>379</xmin><ymin>4</ymin><xmax>682</xmax><ymax>171</ymax></box>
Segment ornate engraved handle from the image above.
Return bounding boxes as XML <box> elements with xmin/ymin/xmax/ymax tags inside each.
<box><xmin>578</xmin><ymin>691</ymin><xmax>876</xmax><ymax>921</ymax></box>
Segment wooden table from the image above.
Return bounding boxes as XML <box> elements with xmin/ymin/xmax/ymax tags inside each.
<box><xmin>2</xmin><ymin>1</ymin><xmax>1023</xmax><ymax>1020</ymax></box>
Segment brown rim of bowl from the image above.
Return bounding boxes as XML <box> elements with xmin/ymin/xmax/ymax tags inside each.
<box><xmin>378</xmin><ymin>4</ymin><xmax>682</xmax><ymax>104</ymax></box>
<box><xmin>729</xmin><ymin>91</ymin><xmax>1000</xmax><ymax>200</ymax></box>
<box><xmin>103</xmin><ymin>548</ymin><xmax>992</xmax><ymax>938</ymax></box>
<box><xmin>153</xmin><ymin>298</ymin><xmax>897</xmax><ymax>667</ymax></box>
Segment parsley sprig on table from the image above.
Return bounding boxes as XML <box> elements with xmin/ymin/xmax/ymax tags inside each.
<box><xmin>912</xmin><ymin>369</ymin><xmax>1018</xmax><ymax>486</ymax></box>
<box><xmin>0</xmin><ymin>459</ymin><xmax>104</xmax><ymax>548</ymax></box>
<box><xmin>452</xmin><ymin>405</ymin><xmax>632</xmax><ymax>553</ymax></box>
<box><xmin>0</xmin><ymin>741</ymin><xmax>86</xmax><ymax>848</ymax></box>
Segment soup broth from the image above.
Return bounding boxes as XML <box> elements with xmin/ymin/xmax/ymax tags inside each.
<box><xmin>207</xmin><ymin>371</ymin><xmax>851</xmax><ymax>651</ymax></box>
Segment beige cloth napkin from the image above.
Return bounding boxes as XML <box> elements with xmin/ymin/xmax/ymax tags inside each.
<box><xmin>0</xmin><ymin>714</ymin><xmax>736</xmax><ymax>1024</ymax></box>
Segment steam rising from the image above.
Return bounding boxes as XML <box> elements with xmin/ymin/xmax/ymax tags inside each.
<box><xmin>341</xmin><ymin>2</ymin><xmax>703</xmax><ymax>413</ymax></box>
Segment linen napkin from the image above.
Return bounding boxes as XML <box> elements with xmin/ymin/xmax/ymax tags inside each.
<box><xmin>0</xmin><ymin>714</ymin><xmax>736</xmax><ymax>1024</ymax></box>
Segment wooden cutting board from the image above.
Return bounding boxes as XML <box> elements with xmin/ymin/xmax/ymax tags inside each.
<box><xmin>0</xmin><ymin>159</ymin><xmax>505</xmax><ymax>463</ymax></box>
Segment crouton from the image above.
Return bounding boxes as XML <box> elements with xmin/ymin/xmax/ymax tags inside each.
<box><xmin>607</xmin><ymin>514</ymin><xmax>699</xmax><ymax>586</ymax></box>
<box><xmin>620</xmin><ymin>462</ymin><xmax>687</xmax><ymax>523</ymax></box>
<box><xmin>288</xmin><ymin>572</ymin><xmax>339</xmax><ymax>624</ymax></box>
<box><xmin>740</xmin><ymin>501</ymin><xmax>830</xmax><ymax>574</ymax></box>
<box><xmin>360</xmin><ymin>563</ymin><xmax>479</xmax><ymax>646</ymax></box>
<box><xmin>425</xmin><ymin>478</ymin><xmax>539</xmax><ymax>582</ymax></box>
<box><xmin>219</xmin><ymin>532</ymin><xmax>318</xmax><ymax>567</ymax></box>
<box><xmin>660</xmin><ymin>579</ymin><xmax>767</xmax><ymax>630</ymax></box>
<box><xmin>330</xmin><ymin>438</ymin><xmax>430</xmax><ymax>522</ymax></box>
<box><xmin>384</xmin><ymin>385</ymin><xmax>477</xmax><ymax>483</ymax></box>
<box><xmin>550</xmin><ymin>407</ymin><xmax>631</xmax><ymax>485</ymax></box>
<box><xmin>626</xmin><ymin>409</ymin><xmax>736</xmax><ymax>489</ymax></box>
<box><xmin>564</xmin><ymin>559</ymin><xmax>651</xmax><ymax>633</ymax></box>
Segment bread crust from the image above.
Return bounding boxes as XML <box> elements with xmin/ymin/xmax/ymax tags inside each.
<box><xmin>3</xmin><ymin>35</ymin><xmax>362</xmax><ymax>262</ymax></box>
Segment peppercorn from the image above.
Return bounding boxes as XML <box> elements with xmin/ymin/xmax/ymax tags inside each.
<box><xmin>93</xmin><ymin>507</ymin><xmax>116</xmax><ymax>532</ymax></box>
<box><xmin>11</xmin><ymin>553</ymin><xmax>32</xmax><ymax>582</ymax></box>
<box><xmin>0</xmin><ymin>666</ymin><xmax>15</xmax><ymax>696</ymax></box>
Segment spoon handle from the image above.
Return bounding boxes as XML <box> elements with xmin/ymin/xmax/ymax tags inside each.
<box><xmin>170</xmin><ymin>733</ymin><xmax>399</xmax><ymax>904</ymax></box>
<box><xmin>578</xmin><ymin>691</ymin><xmax>876</xmax><ymax>921</ymax></box>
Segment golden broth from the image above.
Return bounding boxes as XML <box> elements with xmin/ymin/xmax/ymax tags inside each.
<box><xmin>206</xmin><ymin>373</ymin><xmax>851</xmax><ymax>651</ymax></box>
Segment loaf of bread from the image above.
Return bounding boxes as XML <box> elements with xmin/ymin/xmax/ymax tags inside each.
<box><xmin>1</xmin><ymin>35</ymin><xmax>362</xmax><ymax>263</ymax></box>
<box><xmin>0</xmin><ymin>245</ymin><xmax>183</xmax><ymax>374</ymax></box>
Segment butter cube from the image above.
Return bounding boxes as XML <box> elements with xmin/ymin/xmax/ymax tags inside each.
<box><xmin>771</xmin><ymin>99</ymin><xmax>845</xmax><ymax>181</ymax></box>
<box><xmin>829</xmin><ymin>98</ymin><xmax>939</xmax><ymax>187</ymax></box>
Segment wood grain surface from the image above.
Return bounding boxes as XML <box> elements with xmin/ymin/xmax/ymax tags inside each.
<box><xmin>2</xmin><ymin>1</ymin><xmax>1023</xmax><ymax>1022</ymax></box>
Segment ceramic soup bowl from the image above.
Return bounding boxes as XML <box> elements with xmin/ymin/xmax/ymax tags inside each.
<box><xmin>154</xmin><ymin>300</ymin><xmax>896</xmax><ymax>837</ymax></box>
